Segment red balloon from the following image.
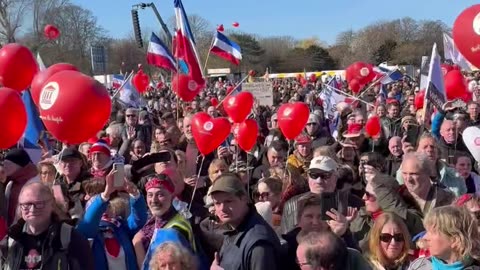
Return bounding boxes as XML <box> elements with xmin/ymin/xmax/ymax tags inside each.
<box><xmin>453</xmin><ymin>5</ymin><xmax>480</xmax><ymax>68</ymax></box>
<box><xmin>300</xmin><ymin>77</ymin><xmax>308</xmax><ymax>87</ymax></box>
<box><xmin>0</xmin><ymin>43</ymin><xmax>38</xmax><ymax>92</ymax></box>
<box><xmin>217</xmin><ymin>24</ymin><xmax>224</xmax><ymax>32</ymax></box>
<box><xmin>31</xmin><ymin>63</ymin><xmax>78</xmax><ymax>106</ymax></box>
<box><xmin>223</xmin><ymin>91</ymin><xmax>254</xmax><ymax>123</ymax></box>
<box><xmin>232</xmin><ymin>22</ymin><xmax>240</xmax><ymax>27</ymax></box>
<box><xmin>38</xmin><ymin>70</ymin><xmax>111</xmax><ymax>144</ymax></box>
<box><xmin>309</xmin><ymin>74</ymin><xmax>317</xmax><ymax>82</ymax></box>
<box><xmin>414</xmin><ymin>90</ymin><xmax>425</xmax><ymax>110</ymax></box>
<box><xmin>277</xmin><ymin>102</ymin><xmax>309</xmax><ymax>140</ymax></box>
<box><xmin>172</xmin><ymin>74</ymin><xmax>204</xmax><ymax>102</ymax></box>
<box><xmin>444</xmin><ymin>70</ymin><xmax>467</xmax><ymax>100</ymax></box>
<box><xmin>226</xmin><ymin>85</ymin><xmax>235</xmax><ymax>94</ymax></box>
<box><xmin>44</xmin><ymin>24</ymin><xmax>60</xmax><ymax>40</ymax></box>
<box><xmin>296</xmin><ymin>74</ymin><xmax>303</xmax><ymax>81</ymax></box>
<box><xmin>236</xmin><ymin>119</ymin><xmax>258</xmax><ymax>152</ymax></box>
<box><xmin>345</xmin><ymin>65</ymin><xmax>354</xmax><ymax>83</ymax></box>
<box><xmin>210</xmin><ymin>97</ymin><xmax>219</xmax><ymax>107</ymax></box>
<box><xmin>132</xmin><ymin>71</ymin><xmax>150</xmax><ymax>93</ymax></box>
<box><xmin>191</xmin><ymin>112</ymin><xmax>231</xmax><ymax>155</ymax></box>
<box><xmin>460</xmin><ymin>91</ymin><xmax>473</xmax><ymax>103</ymax></box>
<box><xmin>358</xmin><ymin>63</ymin><xmax>375</xmax><ymax>85</ymax></box>
<box><xmin>349</xmin><ymin>78</ymin><xmax>363</xmax><ymax>94</ymax></box>
<box><xmin>0</xmin><ymin>88</ymin><xmax>27</xmax><ymax>149</ymax></box>
<box><xmin>248</xmin><ymin>70</ymin><xmax>256</xmax><ymax>77</ymax></box>
<box><xmin>365</xmin><ymin>116</ymin><xmax>381</xmax><ymax>137</ymax></box>
<box><xmin>441</xmin><ymin>64</ymin><xmax>453</xmax><ymax>76</ymax></box>
<box><xmin>156</xmin><ymin>81</ymin><xmax>164</xmax><ymax>89</ymax></box>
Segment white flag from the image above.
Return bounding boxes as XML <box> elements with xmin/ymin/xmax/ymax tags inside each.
<box><xmin>443</xmin><ymin>33</ymin><xmax>474</xmax><ymax>71</ymax></box>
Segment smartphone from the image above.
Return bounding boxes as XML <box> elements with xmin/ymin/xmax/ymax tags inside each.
<box><xmin>404</xmin><ymin>125</ymin><xmax>419</xmax><ymax>146</ymax></box>
<box><xmin>320</xmin><ymin>193</ymin><xmax>338</xmax><ymax>220</ymax></box>
<box><xmin>113</xmin><ymin>163</ymin><xmax>125</xmax><ymax>188</ymax></box>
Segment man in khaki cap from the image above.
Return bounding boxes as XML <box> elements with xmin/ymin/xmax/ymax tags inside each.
<box><xmin>209</xmin><ymin>173</ymin><xmax>285</xmax><ymax>270</ymax></box>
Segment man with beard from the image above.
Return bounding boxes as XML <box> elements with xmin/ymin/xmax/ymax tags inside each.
<box><xmin>132</xmin><ymin>173</ymin><xmax>197</xmax><ymax>269</ymax></box>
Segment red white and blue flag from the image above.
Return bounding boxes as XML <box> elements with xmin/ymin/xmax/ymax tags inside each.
<box><xmin>147</xmin><ymin>32</ymin><xmax>177</xmax><ymax>72</ymax></box>
<box><xmin>174</xmin><ymin>0</ymin><xmax>204</xmax><ymax>82</ymax></box>
<box><xmin>210</xmin><ymin>31</ymin><xmax>242</xmax><ymax>65</ymax></box>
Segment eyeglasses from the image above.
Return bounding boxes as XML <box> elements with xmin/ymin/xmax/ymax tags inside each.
<box><xmin>19</xmin><ymin>200</ymin><xmax>51</xmax><ymax>211</ymax></box>
<box><xmin>126</xmin><ymin>114</ymin><xmax>137</xmax><ymax>118</ymax></box>
<box><xmin>380</xmin><ymin>233</ymin><xmax>404</xmax><ymax>243</ymax></box>
<box><xmin>364</xmin><ymin>191</ymin><xmax>376</xmax><ymax>202</ymax></box>
<box><xmin>306</xmin><ymin>123</ymin><xmax>317</xmax><ymax>126</ymax></box>
<box><xmin>308</xmin><ymin>171</ymin><xmax>332</xmax><ymax>180</ymax></box>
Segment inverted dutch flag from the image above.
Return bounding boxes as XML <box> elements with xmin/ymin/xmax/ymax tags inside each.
<box><xmin>112</xmin><ymin>74</ymin><xmax>125</xmax><ymax>89</ymax></box>
<box><xmin>118</xmin><ymin>74</ymin><xmax>147</xmax><ymax>109</ymax></box>
<box><xmin>174</xmin><ymin>0</ymin><xmax>204</xmax><ymax>82</ymax></box>
<box><xmin>210</xmin><ymin>31</ymin><xmax>242</xmax><ymax>65</ymax></box>
<box><xmin>147</xmin><ymin>32</ymin><xmax>177</xmax><ymax>72</ymax></box>
<box><xmin>374</xmin><ymin>66</ymin><xmax>404</xmax><ymax>84</ymax></box>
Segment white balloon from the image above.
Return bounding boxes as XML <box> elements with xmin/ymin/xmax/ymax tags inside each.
<box><xmin>463</xmin><ymin>126</ymin><xmax>480</xmax><ymax>162</ymax></box>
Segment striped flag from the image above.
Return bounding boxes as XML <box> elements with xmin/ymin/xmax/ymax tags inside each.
<box><xmin>20</xmin><ymin>90</ymin><xmax>46</xmax><ymax>164</ymax></box>
<box><xmin>147</xmin><ymin>32</ymin><xmax>177</xmax><ymax>72</ymax></box>
<box><xmin>210</xmin><ymin>31</ymin><xmax>242</xmax><ymax>65</ymax></box>
<box><xmin>118</xmin><ymin>74</ymin><xmax>146</xmax><ymax>109</ymax></box>
<box><xmin>443</xmin><ymin>33</ymin><xmax>473</xmax><ymax>71</ymax></box>
<box><xmin>374</xmin><ymin>66</ymin><xmax>404</xmax><ymax>84</ymax></box>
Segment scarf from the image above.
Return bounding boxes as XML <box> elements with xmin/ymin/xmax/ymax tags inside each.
<box><xmin>371</xmin><ymin>209</ymin><xmax>384</xmax><ymax>221</ymax></box>
<box><xmin>431</xmin><ymin>257</ymin><xmax>464</xmax><ymax>270</ymax></box>
<box><xmin>90</xmin><ymin>159</ymin><xmax>114</xmax><ymax>178</ymax></box>
<box><xmin>140</xmin><ymin>207</ymin><xmax>177</xmax><ymax>250</ymax></box>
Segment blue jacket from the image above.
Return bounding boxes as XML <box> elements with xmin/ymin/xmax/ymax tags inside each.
<box><xmin>76</xmin><ymin>194</ymin><xmax>148</xmax><ymax>270</ymax></box>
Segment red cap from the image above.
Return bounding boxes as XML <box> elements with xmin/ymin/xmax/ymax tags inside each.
<box><xmin>295</xmin><ymin>134</ymin><xmax>311</xmax><ymax>144</ymax></box>
<box><xmin>343</xmin><ymin>123</ymin><xmax>363</xmax><ymax>138</ymax></box>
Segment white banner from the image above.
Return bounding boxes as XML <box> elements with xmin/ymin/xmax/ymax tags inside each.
<box><xmin>242</xmin><ymin>82</ymin><xmax>273</xmax><ymax>106</ymax></box>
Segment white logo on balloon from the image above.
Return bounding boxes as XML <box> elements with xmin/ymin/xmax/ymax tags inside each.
<box><xmin>39</xmin><ymin>81</ymin><xmax>60</xmax><ymax>110</ymax></box>
<box><xmin>188</xmin><ymin>80</ymin><xmax>198</xmax><ymax>91</ymax></box>
<box><xmin>203</xmin><ymin>121</ymin><xmax>214</xmax><ymax>131</ymax></box>
<box><xmin>473</xmin><ymin>12</ymin><xmax>480</xmax><ymax>35</ymax></box>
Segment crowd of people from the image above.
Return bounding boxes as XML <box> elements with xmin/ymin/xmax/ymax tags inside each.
<box><xmin>1</xmin><ymin>72</ymin><xmax>480</xmax><ymax>270</ymax></box>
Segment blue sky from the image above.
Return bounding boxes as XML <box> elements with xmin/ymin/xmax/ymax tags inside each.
<box><xmin>72</xmin><ymin>0</ymin><xmax>478</xmax><ymax>44</ymax></box>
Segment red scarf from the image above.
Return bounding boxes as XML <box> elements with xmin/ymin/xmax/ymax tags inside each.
<box><xmin>371</xmin><ymin>210</ymin><xmax>384</xmax><ymax>220</ymax></box>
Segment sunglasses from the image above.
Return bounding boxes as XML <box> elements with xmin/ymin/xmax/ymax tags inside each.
<box><xmin>306</xmin><ymin>123</ymin><xmax>317</xmax><ymax>126</ymax></box>
<box><xmin>380</xmin><ymin>233</ymin><xmax>404</xmax><ymax>243</ymax></box>
<box><xmin>364</xmin><ymin>191</ymin><xmax>376</xmax><ymax>202</ymax></box>
<box><xmin>308</xmin><ymin>171</ymin><xmax>332</xmax><ymax>180</ymax></box>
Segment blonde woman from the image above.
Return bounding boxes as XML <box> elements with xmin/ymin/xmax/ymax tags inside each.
<box><xmin>408</xmin><ymin>206</ymin><xmax>480</xmax><ymax>269</ymax></box>
<box><xmin>148</xmin><ymin>242</ymin><xmax>197</xmax><ymax>270</ymax></box>
<box><xmin>367</xmin><ymin>212</ymin><xmax>412</xmax><ymax>270</ymax></box>
<box><xmin>207</xmin><ymin>159</ymin><xmax>228</xmax><ymax>183</ymax></box>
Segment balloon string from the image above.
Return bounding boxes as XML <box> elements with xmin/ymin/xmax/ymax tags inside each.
<box><xmin>283</xmin><ymin>141</ymin><xmax>292</xmax><ymax>180</ymax></box>
<box><xmin>188</xmin><ymin>155</ymin><xmax>205</xmax><ymax>212</ymax></box>
<box><xmin>246</xmin><ymin>153</ymin><xmax>251</xmax><ymax>199</ymax></box>
<box><xmin>216</xmin><ymin>74</ymin><xmax>251</xmax><ymax>109</ymax></box>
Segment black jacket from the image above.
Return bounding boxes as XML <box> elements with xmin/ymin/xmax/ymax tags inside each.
<box><xmin>0</xmin><ymin>218</ymin><xmax>93</xmax><ymax>270</ymax></box>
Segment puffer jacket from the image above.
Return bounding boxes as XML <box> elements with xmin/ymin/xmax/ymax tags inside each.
<box><xmin>280</xmin><ymin>189</ymin><xmax>364</xmax><ymax>234</ymax></box>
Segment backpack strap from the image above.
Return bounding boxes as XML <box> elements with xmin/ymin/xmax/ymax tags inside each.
<box><xmin>59</xmin><ymin>223</ymin><xmax>72</xmax><ymax>251</ymax></box>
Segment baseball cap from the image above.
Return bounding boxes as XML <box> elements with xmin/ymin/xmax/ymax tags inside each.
<box><xmin>59</xmin><ymin>148</ymin><xmax>83</xmax><ymax>161</ymax></box>
<box><xmin>208</xmin><ymin>173</ymin><xmax>246</xmax><ymax>196</ymax></box>
<box><xmin>309</xmin><ymin>156</ymin><xmax>338</xmax><ymax>172</ymax></box>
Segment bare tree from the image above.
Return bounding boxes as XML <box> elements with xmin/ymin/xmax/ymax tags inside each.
<box><xmin>0</xmin><ymin>0</ymin><xmax>30</xmax><ymax>44</ymax></box>
<box><xmin>31</xmin><ymin>0</ymin><xmax>68</xmax><ymax>45</ymax></box>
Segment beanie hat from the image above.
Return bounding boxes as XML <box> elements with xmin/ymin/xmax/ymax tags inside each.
<box><xmin>89</xmin><ymin>139</ymin><xmax>111</xmax><ymax>157</ymax></box>
<box><xmin>5</xmin><ymin>148</ymin><xmax>31</xmax><ymax>167</ymax></box>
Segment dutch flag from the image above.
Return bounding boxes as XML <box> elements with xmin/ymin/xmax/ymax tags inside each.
<box><xmin>210</xmin><ymin>31</ymin><xmax>242</xmax><ymax>65</ymax></box>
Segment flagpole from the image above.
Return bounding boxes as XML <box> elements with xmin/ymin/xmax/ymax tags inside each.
<box><xmin>202</xmin><ymin>33</ymin><xmax>216</xmax><ymax>74</ymax></box>
<box><xmin>216</xmin><ymin>74</ymin><xmax>250</xmax><ymax>109</ymax></box>
<box><xmin>112</xmin><ymin>71</ymin><xmax>135</xmax><ymax>99</ymax></box>
<box><xmin>326</xmin><ymin>85</ymin><xmax>374</xmax><ymax>107</ymax></box>
<box><xmin>358</xmin><ymin>70</ymin><xmax>392</xmax><ymax>98</ymax></box>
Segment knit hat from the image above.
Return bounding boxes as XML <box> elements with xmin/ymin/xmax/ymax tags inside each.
<box><xmin>89</xmin><ymin>139</ymin><xmax>111</xmax><ymax>157</ymax></box>
<box><xmin>5</xmin><ymin>148</ymin><xmax>31</xmax><ymax>167</ymax></box>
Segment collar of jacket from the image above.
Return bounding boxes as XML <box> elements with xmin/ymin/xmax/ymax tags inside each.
<box><xmin>8</xmin><ymin>217</ymin><xmax>62</xmax><ymax>245</ymax></box>
<box><xmin>222</xmin><ymin>205</ymin><xmax>257</xmax><ymax>237</ymax></box>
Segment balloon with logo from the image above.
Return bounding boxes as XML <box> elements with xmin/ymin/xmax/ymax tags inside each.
<box><xmin>31</xmin><ymin>63</ymin><xmax>78</xmax><ymax>106</ymax></box>
<box><xmin>38</xmin><ymin>70</ymin><xmax>111</xmax><ymax>144</ymax></box>
<box><xmin>453</xmin><ymin>4</ymin><xmax>480</xmax><ymax>68</ymax></box>
<box><xmin>0</xmin><ymin>88</ymin><xmax>27</xmax><ymax>149</ymax></box>
<box><xmin>414</xmin><ymin>90</ymin><xmax>425</xmax><ymax>110</ymax></box>
<box><xmin>210</xmin><ymin>97</ymin><xmax>219</xmax><ymax>107</ymax></box>
<box><xmin>191</xmin><ymin>112</ymin><xmax>231</xmax><ymax>155</ymax></box>
<box><xmin>357</xmin><ymin>63</ymin><xmax>375</xmax><ymax>85</ymax></box>
<box><xmin>132</xmin><ymin>70</ymin><xmax>150</xmax><ymax>94</ymax></box>
<box><xmin>365</xmin><ymin>116</ymin><xmax>381</xmax><ymax>137</ymax></box>
<box><xmin>444</xmin><ymin>70</ymin><xmax>467</xmax><ymax>100</ymax></box>
<box><xmin>0</xmin><ymin>43</ymin><xmax>38</xmax><ymax>92</ymax></box>
<box><xmin>172</xmin><ymin>74</ymin><xmax>204</xmax><ymax>102</ymax></box>
<box><xmin>277</xmin><ymin>102</ymin><xmax>309</xmax><ymax>140</ymax></box>
<box><xmin>236</xmin><ymin>119</ymin><xmax>259</xmax><ymax>152</ymax></box>
<box><xmin>223</xmin><ymin>91</ymin><xmax>254</xmax><ymax>123</ymax></box>
<box><xmin>463</xmin><ymin>126</ymin><xmax>480</xmax><ymax>162</ymax></box>
<box><xmin>44</xmin><ymin>24</ymin><xmax>60</xmax><ymax>40</ymax></box>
